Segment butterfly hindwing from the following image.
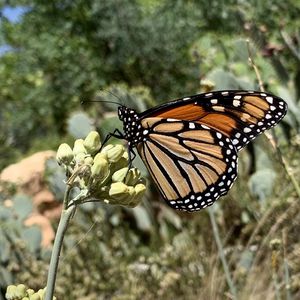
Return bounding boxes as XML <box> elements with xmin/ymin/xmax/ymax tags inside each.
<box><xmin>136</xmin><ymin>117</ymin><xmax>238</xmax><ymax>211</ymax></box>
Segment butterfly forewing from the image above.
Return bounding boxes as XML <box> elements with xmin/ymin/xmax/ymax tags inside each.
<box><xmin>137</xmin><ymin>118</ymin><xmax>238</xmax><ymax>211</ymax></box>
<box><xmin>142</xmin><ymin>91</ymin><xmax>287</xmax><ymax>151</ymax></box>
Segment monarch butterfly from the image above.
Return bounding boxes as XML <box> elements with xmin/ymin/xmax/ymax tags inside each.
<box><xmin>109</xmin><ymin>90</ymin><xmax>287</xmax><ymax>212</ymax></box>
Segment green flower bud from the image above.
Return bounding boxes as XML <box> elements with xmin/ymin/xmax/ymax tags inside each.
<box><xmin>127</xmin><ymin>186</ymin><xmax>136</xmax><ymax>198</ymax></box>
<box><xmin>84</xmin><ymin>156</ymin><xmax>94</xmax><ymax>165</ymax></box>
<box><xmin>127</xmin><ymin>184</ymin><xmax>147</xmax><ymax>207</ymax></box>
<box><xmin>27</xmin><ymin>289</ymin><xmax>35</xmax><ymax>296</ymax></box>
<box><xmin>122</xmin><ymin>151</ymin><xmax>129</xmax><ymax>160</ymax></box>
<box><xmin>37</xmin><ymin>288</ymin><xmax>45</xmax><ymax>297</ymax></box>
<box><xmin>109</xmin><ymin>182</ymin><xmax>130</xmax><ymax>201</ymax></box>
<box><xmin>125</xmin><ymin>168</ymin><xmax>141</xmax><ymax>186</ymax></box>
<box><xmin>73</xmin><ymin>139</ymin><xmax>87</xmax><ymax>156</ymax></box>
<box><xmin>100</xmin><ymin>144</ymin><xmax>114</xmax><ymax>153</ymax></box>
<box><xmin>91</xmin><ymin>157</ymin><xmax>109</xmax><ymax>181</ymax></box>
<box><xmin>56</xmin><ymin>143</ymin><xmax>74</xmax><ymax>165</ymax></box>
<box><xmin>6</xmin><ymin>284</ymin><xmax>27</xmax><ymax>299</ymax></box>
<box><xmin>30</xmin><ymin>294</ymin><xmax>41</xmax><ymax>300</ymax></box>
<box><xmin>5</xmin><ymin>285</ymin><xmax>16</xmax><ymax>300</ymax></box>
<box><xmin>102</xmin><ymin>144</ymin><xmax>125</xmax><ymax>163</ymax></box>
<box><xmin>112</xmin><ymin>167</ymin><xmax>128</xmax><ymax>183</ymax></box>
<box><xmin>134</xmin><ymin>183</ymin><xmax>147</xmax><ymax>200</ymax></box>
<box><xmin>94</xmin><ymin>152</ymin><xmax>108</xmax><ymax>161</ymax></box>
<box><xmin>83</xmin><ymin>131</ymin><xmax>101</xmax><ymax>154</ymax></box>
<box><xmin>75</xmin><ymin>152</ymin><xmax>86</xmax><ymax>164</ymax></box>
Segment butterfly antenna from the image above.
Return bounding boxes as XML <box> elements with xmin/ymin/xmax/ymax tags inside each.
<box><xmin>81</xmin><ymin>88</ymin><xmax>124</xmax><ymax>106</ymax></box>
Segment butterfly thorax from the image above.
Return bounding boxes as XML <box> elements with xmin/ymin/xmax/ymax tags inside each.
<box><xmin>118</xmin><ymin>106</ymin><xmax>144</xmax><ymax>147</ymax></box>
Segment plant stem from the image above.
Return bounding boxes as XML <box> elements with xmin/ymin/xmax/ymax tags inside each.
<box><xmin>45</xmin><ymin>204</ymin><xmax>76</xmax><ymax>300</ymax></box>
<box><xmin>208</xmin><ymin>207</ymin><xmax>237</xmax><ymax>299</ymax></box>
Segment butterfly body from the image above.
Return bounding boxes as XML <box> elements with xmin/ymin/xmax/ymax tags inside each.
<box><xmin>116</xmin><ymin>90</ymin><xmax>287</xmax><ymax>212</ymax></box>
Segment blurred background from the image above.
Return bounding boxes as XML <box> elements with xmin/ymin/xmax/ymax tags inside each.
<box><xmin>0</xmin><ymin>1</ymin><xmax>300</xmax><ymax>299</ymax></box>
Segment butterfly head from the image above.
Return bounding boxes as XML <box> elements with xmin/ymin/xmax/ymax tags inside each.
<box><xmin>118</xmin><ymin>106</ymin><xmax>142</xmax><ymax>146</ymax></box>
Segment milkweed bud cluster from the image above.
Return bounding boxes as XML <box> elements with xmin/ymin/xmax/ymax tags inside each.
<box><xmin>5</xmin><ymin>285</ymin><xmax>56</xmax><ymax>300</ymax></box>
<box><xmin>56</xmin><ymin>131</ymin><xmax>146</xmax><ymax>207</ymax></box>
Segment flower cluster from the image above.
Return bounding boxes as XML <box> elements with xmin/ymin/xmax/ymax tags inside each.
<box><xmin>5</xmin><ymin>285</ymin><xmax>55</xmax><ymax>300</ymax></box>
<box><xmin>56</xmin><ymin>131</ymin><xmax>146</xmax><ymax>207</ymax></box>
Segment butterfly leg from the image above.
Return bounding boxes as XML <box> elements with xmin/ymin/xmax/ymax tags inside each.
<box><xmin>127</xmin><ymin>148</ymin><xmax>136</xmax><ymax>170</ymax></box>
<box><xmin>123</xmin><ymin>147</ymin><xmax>136</xmax><ymax>181</ymax></box>
<box><xmin>101</xmin><ymin>129</ymin><xmax>124</xmax><ymax>149</ymax></box>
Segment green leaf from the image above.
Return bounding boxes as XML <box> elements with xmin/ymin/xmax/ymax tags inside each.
<box><xmin>276</xmin><ymin>86</ymin><xmax>300</xmax><ymax>128</ymax></box>
<box><xmin>21</xmin><ymin>226</ymin><xmax>42</xmax><ymax>254</ymax></box>
<box><xmin>12</xmin><ymin>194</ymin><xmax>33</xmax><ymax>220</ymax></box>
<box><xmin>248</xmin><ymin>168</ymin><xmax>277</xmax><ymax>202</ymax></box>
<box><xmin>67</xmin><ymin>112</ymin><xmax>95</xmax><ymax>139</ymax></box>
<box><xmin>131</xmin><ymin>206</ymin><xmax>152</xmax><ymax>232</ymax></box>
<box><xmin>207</xmin><ymin>69</ymin><xmax>242</xmax><ymax>90</ymax></box>
<box><xmin>45</xmin><ymin>158</ymin><xmax>66</xmax><ymax>202</ymax></box>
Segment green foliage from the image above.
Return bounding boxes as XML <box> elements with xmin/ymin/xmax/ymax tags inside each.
<box><xmin>0</xmin><ymin>193</ymin><xmax>44</xmax><ymax>291</ymax></box>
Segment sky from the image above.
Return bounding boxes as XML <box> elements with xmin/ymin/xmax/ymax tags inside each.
<box><xmin>2</xmin><ymin>6</ymin><xmax>27</xmax><ymax>23</ymax></box>
<box><xmin>0</xmin><ymin>6</ymin><xmax>27</xmax><ymax>54</ymax></box>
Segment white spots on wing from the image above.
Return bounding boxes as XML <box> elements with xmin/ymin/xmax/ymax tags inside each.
<box><xmin>143</xmin><ymin>129</ymin><xmax>149</xmax><ymax>135</ymax></box>
<box><xmin>244</xmin><ymin>127</ymin><xmax>251</xmax><ymax>133</ymax></box>
<box><xmin>232</xmin><ymin>139</ymin><xmax>239</xmax><ymax>145</ymax></box>
<box><xmin>234</xmin><ymin>95</ymin><xmax>242</xmax><ymax>100</ymax></box>
<box><xmin>260</xmin><ymin>93</ymin><xmax>267</xmax><ymax>97</ymax></box>
<box><xmin>201</xmin><ymin>125</ymin><xmax>210</xmax><ymax>130</ymax></box>
<box><xmin>266</xmin><ymin>96</ymin><xmax>273</xmax><ymax>104</ymax></box>
<box><xmin>216</xmin><ymin>132</ymin><xmax>222</xmax><ymax>139</ymax></box>
<box><xmin>222</xmin><ymin>91</ymin><xmax>229</xmax><ymax>95</ymax></box>
<box><xmin>205</xmin><ymin>93</ymin><xmax>213</xmax><ymax>97</ymax></box>
<box><xmin>189</xmin><ymin>123</ymin><xmax>196</xmax><ymax>129</ymax></box>
<box><xmin>211</xmin><ymin>99</ymin><xmax>218</xmax><ymax>104</ymax></box>
<box><xmin>183</xmin><ymin>97</ymin><xmax>191</xmax><ymax>101</ymax></box>
<box><xmin>265</xmin><ymin>114</ymin><xmax>272</xmax><ymax>119</ymax></box>
<box><xmin>270</xmin><ymin>105</ymin><xmax>276</xmax><ymax>111</ymax></box>
<box><xmin>233</xmin><ymin>100</ymin><xmax>241</xmax><ymax>107</ymax></box>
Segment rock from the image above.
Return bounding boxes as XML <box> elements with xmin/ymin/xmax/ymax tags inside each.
<box><xmin>0</xmin><ymin>151</ymin><xmax>61</xmax><ymax>248</ymax></box>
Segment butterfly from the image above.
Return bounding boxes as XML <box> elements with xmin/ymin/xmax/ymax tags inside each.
<box><xmin>110</xmin><ymin>90</ymin><xmax>287</xmax><ymax>212</ymax></box>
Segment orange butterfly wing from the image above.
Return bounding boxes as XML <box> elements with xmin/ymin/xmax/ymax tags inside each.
<box><xmin>141</xmin><ymin>91</ymin><xmax>287</xmax><ymax>150</ymax></box>
<box><xmin>136</xmin><ymin>118</ymin><xmax>238</xmax><ymax>211</ymax></box>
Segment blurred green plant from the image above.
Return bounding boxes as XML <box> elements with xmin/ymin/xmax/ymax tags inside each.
<box><xmin>0</xmin><ymin>193</ymin><xmax>44</xmax><ymax>293</ymax></box>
